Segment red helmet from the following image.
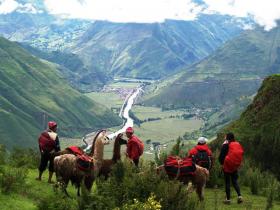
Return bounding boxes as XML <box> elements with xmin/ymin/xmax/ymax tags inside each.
<box><xmin>48</xmin><ymin>121</ymin><xmax>57</xmax><ymax>130</ymax></box>
<box><xmin>126</xmin><ymin>127</ymin><xmax>134</xmax><ymax>133</ymax></box>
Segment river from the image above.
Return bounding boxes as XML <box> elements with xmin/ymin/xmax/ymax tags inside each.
<box><xmin>83</xmin><ymin>86</ymin><xmax>143</xmax><ymax>150</ymax></box>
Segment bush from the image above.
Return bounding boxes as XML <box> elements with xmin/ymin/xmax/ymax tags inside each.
<box><xmin>0</xmin><ymin>144</ymin><xmax>6</xmax><ymax>165</ymax></box>
<box><xmin>239</xmin><ymin>159</ymin><xmax>280</xmax><ymax>199</ymax></box>
<box><xmin>265</xmin><ymin>180</ymin><xmax>280</xmax><ymax>210</ymax></box>
<box><xmin>207</xmin><ymin>151</ymin><xmax>224</xmax><ymax>188</ymax></box>
<box><xmin>37</xmin><ymin>191</ymin><xmax>78</xmax><ymax>210</ymax></box>
<box><xmin>0</xmin><ymin>166</ymin><xmax>28</xmax><ymax>193</ymax></box>
<box><xmin>9</xmin><ymin>147</ymin><xmax>40</xmax><ymax>169</ymax></box>
<box><xmin>116</xmin><ymin>193</ymin><xmax>161</xmax><ymax>210</ymax></box>
<box><xmin>81</xmin><ymin>160</ymin><xmax>199</xmax><ymax>210</ymax></box>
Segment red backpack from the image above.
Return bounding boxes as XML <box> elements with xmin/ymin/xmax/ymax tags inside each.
<box><xmin>137</xmin><ymin>140</ymin><xmax>144</xmax><ymax>156</ymax></box>
<box><xmin>223</xmin><ymin>141</ymin><xmax>244</xmax><ymax>173</ymax></box>
<box><xmin>164</xmin><ymin>156</ymin><xmax>196</xmax><ymax>178</ymax></box>
<box><xmin>38</xmin><ymin>131</ymin><xmax>55</xmax><ymax>152</ymax></box>
<box><xmin>76</xmin><ymin>154</ymin><xmax>93</xmax><ymax>171</ymax></box>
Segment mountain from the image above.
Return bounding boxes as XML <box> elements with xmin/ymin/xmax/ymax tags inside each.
<box><xmin>0</xmin><ymin>37</ymin><xmax>121</xmax><ymax>149</ymax></box>
<box><xmin>72</xmin><ymin>15</ymin><xmax>244</xmax><ymax>82</ymax></box>
<box><xmin>20</xmin><ymin>44</ymin><xmax>110</xmax><ymax>91</ymax></box>
<box><xmin>211</xmin><ymin>75</ymin><xmax>280</xmax><ymax>178</ymax></box>
<box><xmin>0</xmin><ymin>8</ymin><xmax>92</xmax><ymax>51</ymax></box>
<box><xmin>143</xmin><ymin>25</ymin><xmax>280</xmax><ymax>109</ymax></box>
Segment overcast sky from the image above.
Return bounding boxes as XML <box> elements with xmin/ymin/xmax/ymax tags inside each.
<box><xmin>0</xmin><ymin>0</ymin><xmax>279</xmax><ymax>30</ymax></box>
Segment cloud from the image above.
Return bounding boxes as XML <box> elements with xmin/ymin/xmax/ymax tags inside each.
<box><xmin>44</xmin><ymin>0</ymin><xmax>280</xmax><ymax>30</ymax></box>
<box><xmin>202</xmin><ymin>0</ymin><xmax>280</xmax><ymax>30</ymax></box>
<box><xmin>1</xmin><ymin>0</ymin><xmax>280</xmax><ymax>30</ymax></box>
<box><xmin>0</xmin><ymin>0</ymin><xmax>19</xmax><ymax>14</ymax></box>
<box><xmin>44</xmin><ymin>0</ymin><xmax>203</xmax><ymax>22</ymax></box>
<box><xmin>0</xmin><ymin>0</ymin><xmax>40</xmax><ymax>14</ymax></box>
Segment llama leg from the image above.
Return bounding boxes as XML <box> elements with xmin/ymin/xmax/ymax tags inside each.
<box><xmin>77</xmin><ymin>183</ymin><xmax>81</xmax><ymax>196</ymax></box>
<box><xmin>196</xmin><ymin>184</ymin><xmax>205</xmax><ymax>201</ymax></box>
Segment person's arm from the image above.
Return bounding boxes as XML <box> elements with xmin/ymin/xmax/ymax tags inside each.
<box><xmin>130</xmin><ymin>142</ymin><xmax>140</xmax><ymax>160</ymax></box>
<box><xmin>55</xmin><ymin>136</ymin><xmax>61</xmax><ymax>152</ymax></box>
<box><xmin>219</xmin><ymin>143</ymin><xmax>229</xmax><ymax>165</ymax></box>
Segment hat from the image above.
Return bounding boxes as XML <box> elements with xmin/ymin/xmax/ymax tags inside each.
<box><xmin>48</xmin><ymin>121</ymin><xmax>57</xmax><ymax>130</ymax></box>
<box><xmin>126</xmin><ymin>127</ymin><xmax>134</xmax><ymax>133</ymax></box>
<box><xmin>198</xmin><ymin>137</ymin><xmax>208</xmax><ymax>144</ymax></box>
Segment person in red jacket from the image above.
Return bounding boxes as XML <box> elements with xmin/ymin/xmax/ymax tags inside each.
<box><xmin>219</xmin><ymin>132</ymin><xmax>243</xmax><ymax>205</ymax></box>
<box><xmin>188</xmin><ymin>137</ymin><xmax>213</xmax><ymax>170</ymax></box>
<box><xmin>125</xmin><ymin>127</ymin><xmax>143</xmax><ymax>167</ymax></box>
<box><xmin>36</xmin><ymin>121</ymin><xmax>60</xmax><ymax>183</ymax></box>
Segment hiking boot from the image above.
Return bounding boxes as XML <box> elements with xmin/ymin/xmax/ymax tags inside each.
<box><xmin>237</xmin><ymin>196</ymin><xmax>243</xmax><ymax>204</ymax></box>
<box><xmin>223</xmin><ymin>199</ymin><xmax>231</xmax><ymax>205</ymax></box>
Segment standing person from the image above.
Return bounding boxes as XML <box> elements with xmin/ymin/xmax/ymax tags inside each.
<box><xmin>188</xmin><ymin>137</ymin><xmax>213</xmax><ymax>170</ymax></box>
<box><xmin>36</xmin><ymin>121</ymin><xmax>61</xmax><ymax>183</ymax></box>
<box><xmin>125</xmin><ymin>127</ymin><xmax>144</xmax><ymax>167</ymax></box>
<box><xmin>219</xmin><ymin>132</ymin><xmax>244</xmax><ymax>204</ymax></box>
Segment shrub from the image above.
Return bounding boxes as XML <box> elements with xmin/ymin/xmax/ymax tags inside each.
<box><xmin>81</xmin><ymin>160</ymin><xmax>199</xmax><ymax>210</ymax></box>
<box><xmin>37</xmin><ymin>191</ymin><xmax>78</xmax><ymax>210</ymax></box>
<box><xmin>0</xmin><ymin>144</ymin><xmax>6</xmax><ymax>165</ymax></box>
<box><xmin>207</xmin><ymin>151</ymin><xmax>224</xmax><ymax>188</ymax></box>
<box><xmin>9</xmin><ymin>147</ymin><xmax>40</xmax><ymax>169</ymax></box>
<box><xmin>0</xmin><ymin>166</ymin><xmax>28</xmax><ymax>193</ymax></box>
<box><xmin>116</xmin><ymin>193</ymin><xmax>161</xmax><ymax>210</ymax></box>
<box><xmin>265</xmin><ymin>180</ymin><xmax>279</xmax><ymax>210</ymax></box>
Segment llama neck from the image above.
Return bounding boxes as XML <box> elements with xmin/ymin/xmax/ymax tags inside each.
<box><xmin>93</xmin><ymin>141</ymin><xmax>104</xmax><ymax>161</ymax></box>
<box><xmin>112</xmin><ymin>140</ymin><xmax>121</xmax><ymax>162</ymax></box>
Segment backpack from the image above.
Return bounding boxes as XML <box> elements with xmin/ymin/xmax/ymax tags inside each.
<box><xmin>76</xmin><ymin>154</ymin><xmax>93</xmax><ymax>171</ymax></box>
<box><xmin>137</xmin><ymin>140</ymin><xmax>144</xmax><ymax>156</ymax></box>
<box><xmin>38</xmin><ymin>131</ymin><xmax>55</xmax><ymax>152</ymax></box>
<box><xmin>223</xmin><ymin>142</ymin><xmax>244</xmax><ymax>173</ymax></box>
<box><xmin>194</xmin><ymin>149</ymin><xmax>210</xmax><ymax>169</ymax></box>
<box><xmin>164</xmin><ymin>156</ymin><xmax>196</xmax><ymax>178</ymax></box>
<box><xmin>67</xmin><ymin>146</ymin><xmax>84</xmax><ymax>156</ymax></box>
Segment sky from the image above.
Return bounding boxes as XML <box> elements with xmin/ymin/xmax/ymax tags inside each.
<box><xmin>0</xmin><ymin>0</ymin><xmax>280</xmax><ymax>30</ymax></box>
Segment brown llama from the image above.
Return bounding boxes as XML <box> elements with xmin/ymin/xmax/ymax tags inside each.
<box><xmin>157</xmin><ymin>163</ymin><xmax>209</xmax><ymax>201</ymax></box>
<box><xmin>99</xmin><ymin>134</ymin><xmax>127</xmax><ymax>179</ymax></box>
<box><xmin>54</xmin><ymin>130</ymin><xmax>109</xmax><ymax>196</ymax></box>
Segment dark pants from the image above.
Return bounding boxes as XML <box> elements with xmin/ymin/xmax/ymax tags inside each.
<box><xmin>224</xmin><ymin>171</ymin><xmax>241</xmax><ymax>200</ymax></box>
<box><xmin>39</xmin><ymin>151</ymin><xmax>54</xmax><ymax>172</ymax></box>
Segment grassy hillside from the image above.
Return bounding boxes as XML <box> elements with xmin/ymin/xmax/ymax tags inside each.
<box><xmin>144</xmin><ymin>26</ymin><xmax>280</xmax><ymax>109</ymax></box>
<box><xmin>0</xmin><ymin>37</ymin><xmax>121</xmax><ymax>149</ymax></box>
<box><xmin>211</xmin><ymin>75</ymin><xmax>280</xmax><ymax>178</ymax></box>
<box><xmin>20</xmin><ymin>44</ymin><xmax>110</xmax><ymax>91</ymax></box>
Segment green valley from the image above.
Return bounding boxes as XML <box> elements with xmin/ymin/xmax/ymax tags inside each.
<box><xmin>0</xmin><ymin>37</ymin><xmax>121</xmax><ymax>149</ymax></box>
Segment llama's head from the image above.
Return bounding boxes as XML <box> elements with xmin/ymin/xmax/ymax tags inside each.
<box><xmin>90</xmin><ymin>130</ymin><xmax>110</xmax><ymax>159</ymax></box>
<box><xmin>95</xmin><ymin>130</ymin><xmax>110</xmax><ymax>145</ymax></box>
<box><xmin>115</xmin><ymin>133</ymin><xmax>127</xmax><ymax>146</ymax></box>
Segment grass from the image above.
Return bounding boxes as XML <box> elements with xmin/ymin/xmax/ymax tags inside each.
<box><xmin>134</xmin><ymin>118</ymin><xmax>203</xmax><ymax>143</ymax></box>
<box><xmin>108</xmin><ymin>81</ymin><xmax>140</xmax><ymax>88</ymax></box>
<box><xmin>85</xmin><ymin>92</ymin><xmax>123</xmax><ymax>109</ymax></box>
<box><xmin>1</xmin><ymin>168</ymin><xmax>280</xmax><ymax>210</ymax></box>
<box><xmin>203</xmin><ymin>187</ymin><xmax>280</xmax><ymax>210</ymax></box>
<box><xmin>133</xmin><ymin>105</ymin><xmax>186</xmax><ymax>121</ymax></box>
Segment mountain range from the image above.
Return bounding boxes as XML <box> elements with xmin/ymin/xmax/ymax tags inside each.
<box><xmin>143</xmin><ymin>25</ymin><xmax>280</xmax><ymax>109</ymax></box>
<box><xmin>0</xmin><ymin>37</ymin><xmax>121</xmax><ymax>148</ymax></box>
<box><xmin>0</xmin><ymin>8</ymin><xmax>247</xmax><ymax>91</ymax></box>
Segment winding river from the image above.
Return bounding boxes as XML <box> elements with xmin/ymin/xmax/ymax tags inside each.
<box><xmin>83</xmin><ymin>86</ymin><xmax>143</xmax><ymax>150</ymax></box>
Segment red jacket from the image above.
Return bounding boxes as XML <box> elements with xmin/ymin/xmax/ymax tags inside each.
<box><xmin>126</xmin><ymin>135</ymin><xmax>143</xmax><ymax>160</ymax></box>
<box><xmin>188</xmin><ymin>144</ymin><xmax>212</xmax><ymax>157</ymax></box>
